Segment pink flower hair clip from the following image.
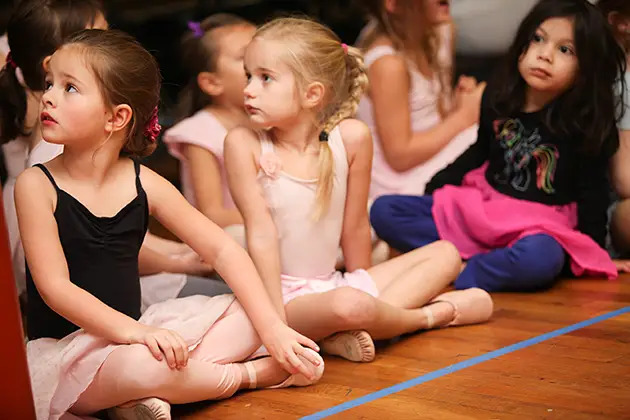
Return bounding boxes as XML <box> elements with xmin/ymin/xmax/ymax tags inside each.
<box><xmin>144</xmin><ymin>106</ymin><xmax>161</xmax><ymax>143</ymax></box>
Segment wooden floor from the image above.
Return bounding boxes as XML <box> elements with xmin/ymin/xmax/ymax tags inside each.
<box><xmin>174</xmin><ymin>276</ymin><xmax>630</xmax><ymax>420</ymax></box>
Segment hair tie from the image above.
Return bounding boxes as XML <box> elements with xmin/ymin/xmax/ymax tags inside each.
<box><xmin>187</xmin><ymin>21</ymin><xmax>204</xmax><ymax>38</ymax></box>
<box><xmin>319</xmin><ymin>130</ymin><xmax>329</xmax><ymax>142</ymax></box>
<box><xmin>144</xmin><ymin>106</ymin><xmax>161</xmax><ymax>143</ymax></box>
<box><xmin>5</xmin><ymin>51</ymin><xmax>17</xmax><ymax>69</ymax></box>
<box><xmin>5</xmin><ymin>51</ymin><xmax>25</xmax><ymax>86</ymax></box>
<box><xmin>341</xmin><ymin>43</ymin><xmax>348</xmax><ymax>54</ymax></box>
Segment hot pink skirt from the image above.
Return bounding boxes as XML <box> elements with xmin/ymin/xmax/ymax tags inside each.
<box><xmin>432</xmin><ymin>164</ymin><xmax>617</xmax><ymax>279</ymax></box>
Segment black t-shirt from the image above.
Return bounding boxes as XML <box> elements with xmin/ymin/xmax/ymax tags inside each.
<box><xmin>427</xmin><ymin>90</ymin><xmax>612</xmax><ymax>247</ymax></box>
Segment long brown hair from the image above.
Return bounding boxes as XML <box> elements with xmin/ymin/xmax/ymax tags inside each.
<box><xmin>255</xmin><ymin>17</ymin><xmax>368</xmax><ymax>219</ymax></box>
<box><xmin>358</xmin><ymin>0</ymin><xmax>451</xmax><ymax>116</ymax></box>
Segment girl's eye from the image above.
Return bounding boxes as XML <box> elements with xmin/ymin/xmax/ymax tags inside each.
<box><xmin>44</xmin><ymin>81</ymin><xmax>53</xmax><ymax>91</ymax></box>
<box><xmin>532</xmin><ymin>33</ymin><xmax>543</xmax><ymax>43</ymax></box>
<box><xmin>245</xmin><ymin>72</ymin><xmax>252</xmax><ymax>81</ymax></box>
<box><xmin>559</xmin><ymin>45</ymin><xmax>574</xmax><ymax>55</ymax></box>
<box><xmin>65</xmin><ymin>84</ymin><xmax>77</xmax><ymax>93</ymax></box>
<box><xmin>262</xmin><ymin>74</ymin><xmax>271</xmax><ymax>83</ymax></box>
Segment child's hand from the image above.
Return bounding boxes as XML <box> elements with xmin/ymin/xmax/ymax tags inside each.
<box><xmin>260</xmin><ymin>322</ymin><xmax>321</xmax><ymax>379</ymax></box>
<box><xmin>129</xmin><ymin>325</ymin><xmax>189</xmax><ymax>369</ymax></box>
<box><xmin>456</xmin><ymin>75</ymin><xmax>478</xmax><ymax>93</ymax></box>
<box><xmin>171</xmin><ymin>250</ymin><xmax>214</xmax><ymax>276</ymax></box>
<box><xmin>455</xmin><ymin>81</ymin><xmax>486</xmax><ymax>126</ymax></box>
<box><xmin>613</xmin><ymin>259</ymin><xmax>630</xmax><ymax>273</ymax></box>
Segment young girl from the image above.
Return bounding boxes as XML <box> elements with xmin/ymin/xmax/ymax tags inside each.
<box><xmin>0</xmin><ymin>0</ymin><xmax>229</xmax><ymax>309</ymax></box>
<box><xmin>163</xmin><ymin>14</ymin><xmax>255</xmax><ymax>247</ymax></box>
<box><xmin>225</xmin><ymin>17</ymin><xmax>493</xmax><ymax>363</ymax></box>
<box><xmin>0</xmin><ymin>0</ymin><xmax>107</xmax><ymax>297</ymax></box>
<box><xmin>18</xmin><ymin>29</ymin><xmax>323</xmax><ymax>420</ymax></box>
<box><xmin>598</xmin><ymin>0</ymin><xmax>630</xmax><ymax>270</ymax></box>
<box><xmin>356</xmin><ymin>0</ymin><xmax>485</xmax><ymax>200</ymax></box>
<box><xmin>371</xmin><ymin>0</ymin><xmax>626</xmax><ymax>292</ymax></box>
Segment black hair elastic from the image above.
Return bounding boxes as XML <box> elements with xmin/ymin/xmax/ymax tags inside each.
<box><xmin>319</xmin><ymin>130</ymin><xmax>329</xmax><ymax>142</ymax></box>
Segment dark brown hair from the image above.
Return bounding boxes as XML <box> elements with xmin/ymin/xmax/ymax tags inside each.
<box><xmin>0</xmin><ymin>0</ymin><xmax>105</xmax><ymax>143</ymax></box>
<box><xmin>176</xmin><ymin>13</ymin><xmax>253</xmax><ymax>121</ymax></box>
<box><xmin>62</xmin><ymin>29</ymin><xmax>161</xmax><ymax>157</ymax></box>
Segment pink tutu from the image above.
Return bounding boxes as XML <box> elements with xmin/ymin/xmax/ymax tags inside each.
<box><xmin>282</xmin><ymin>269</ymin><xmax>379</xmax><ymax>304</ymax></box>
<box><xmin>432</xmin><ymin>164</ymin><xmax>617</xmax><ymax>279</ymax></box>
<box><xmin>28</xmin><ymin>294</ymin><xmax>236</xmax><ymax>420</ymax></box>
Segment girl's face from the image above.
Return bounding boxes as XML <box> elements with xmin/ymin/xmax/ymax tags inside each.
<box><xmin>212</xmin><ymin>24</ymin><xmax>255</xmax><ymax>108</ymax></box>
<box><xmin>40</xmin><ymin>47</ymin><xmax>110</xmax><ymax>146</ymax></box>
<box><xmin>518</xmin><ymin>17</ymin><xmax>578</xmax><ymax>99</ymax></box>
<box><xmin>243</xmin><ymin>37</ymin><xmax>302</xmax><ymax>129</ymax></box>
<box><xmin>423</xmin><ymin>0</ymin><xmax>451</xmax><ymax>26</ymax></box>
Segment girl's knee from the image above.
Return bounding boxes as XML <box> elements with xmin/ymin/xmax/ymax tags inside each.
<box><xmin>512</xmin><ymin>234</ymin><xmax>565</xmax><ymax>278</ymax></box>
<box><xmin>108</xmin><ymin>344</ymin><xmax>172</xmax><ymax>394</ymax></box>
<box><xmin>329</xmin><ymin>287</ymin><xmax>377</xmax><ymax>328</ymax></box>
<box><xmin>432</xmin><ymin>240</ymin><xmax>461</xmax><ymax>268</ymax></box>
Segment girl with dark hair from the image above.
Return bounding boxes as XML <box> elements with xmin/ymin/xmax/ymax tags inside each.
<box><xmin>0</xmin><ymin>0</ymin><xmax>107</xmax><ymax>298</ymax></box>
<box><xmin>19</xmin><ymin>29</ymin><xmax>323</xmax><ymax>420</ymax></box>
<box><xmin>371</xmin><ymin>0</ymin><xmax>627</xmax><ymax>292</ymax></box>
<box><xmin>163</xmin><ymin>14</ymin><xmax>255</xmax><ymax>247</ymax></box>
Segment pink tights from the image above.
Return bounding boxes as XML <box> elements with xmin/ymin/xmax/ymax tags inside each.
<box><xmin>71</xmin><ymin>302</ymin><xmax>261</xmax><ymax>415</ymax></box>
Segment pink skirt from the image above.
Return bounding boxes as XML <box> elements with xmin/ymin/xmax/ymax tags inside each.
<box><xmin>28</xmin><ymin>294</ymin><xmax>236</xmax><ymax>420</ymax></box>
<box><xmin>432</xmin><ymin>164</ymin><xmax>617</xmax><ymax>279</ymax></box>
<box><xmin>282</xmin><ymin>269</ymin><xmax>379</xmax><ymax>304</ymax></box>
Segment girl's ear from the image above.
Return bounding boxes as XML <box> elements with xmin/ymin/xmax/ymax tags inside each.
<box><xmin>105</xmin><ymin>104</ymin><xmax>133</xmax><ymax>135</ymax></box>
<box><xmin>42</xmin><ymin>55</ymin><xmax>52</xmax><ymax>72</ymax></box>
<box><xmin>302</xmin><ymin>81</ymin><xmax>326</xmax><ymax>110</ymax></box>
<box><xmin>198</xmin><ymin>71</ymin><xmax>224</xmax><ymax>97</ymax></box>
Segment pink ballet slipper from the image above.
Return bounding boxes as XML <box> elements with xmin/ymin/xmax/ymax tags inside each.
<box><xmin>422</xmin><ymin>287</ymin><xmax>493</xmax><ymax>328</ymax></box>
<box><xmin>320</xmin><ymin>330</ymin><xmax>375</xmax><ymax>362</ymax></box>
<box><xmin>244</xmin><ymin>348</ymin><xmax>324</xmax><ymax>389</ymax></box>
<box><xmin>108</xmin><ymin>397</ymin><xmax>171</xmax><ymax>420</ymax></box>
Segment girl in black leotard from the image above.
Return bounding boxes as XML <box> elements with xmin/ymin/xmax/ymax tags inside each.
<box><xmin>17</xmin><ymin>29</ymin><xmax>323</xmax><ymax>420</ymax></box>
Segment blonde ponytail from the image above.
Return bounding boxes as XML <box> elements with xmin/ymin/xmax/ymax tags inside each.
<box><xmin>254</xmin><ymin>18</ymin><xmax>369</xmax><ymax>219</ymax></box>
<box><xmin>313</xmin><ymin>45</ymin><xmax>368</xmax><ymax>219</ymax></box>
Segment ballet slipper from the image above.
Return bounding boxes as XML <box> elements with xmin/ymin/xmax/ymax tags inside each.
<box><xmin>243</xmin><ymin>348</ymin><xmax>325</xmax><ymax>389</ymax></box>
<box><xmin>319</xmin><ymin>330</ymin><xmax>375</xmax><ymax>362</ymax></box>
<box><xmin>422</xmin><ymin>287</ymin><xmax>493</xmax><ymax>328</ymax></box>
<box><xmin>108</xmin><ymin>397</ymin><xmax>171</xmax><ymax>420</ymax></box>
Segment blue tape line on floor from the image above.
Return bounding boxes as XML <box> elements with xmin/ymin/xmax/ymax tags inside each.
<box><xmin>302</xmin><ymin>306</ymin><xmax>630</xmax><ymax>419</ymax></box>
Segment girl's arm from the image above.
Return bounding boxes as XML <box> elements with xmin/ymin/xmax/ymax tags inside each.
<box><xmin>183</xmin><ymin>144</ymin><xmax>243</xmax><ymax>228</ymax></box>
<box><xmin>15</xmin><ymin>168</ymin><xmax>188</xmax><ymax>368</ymax></box>
<box><xmin>138</xmin><ymin>245</ymin><xmax>212</xmax><ymax>277</ymax></box>
<box><xmin>610</xmin><ymin>129</ymin><xmax>630</xmax><ymax>198</ymax></box>
<box><xmin>141</xmin><ymin>160</ymin><xmax>320</xmax><ymax>377</ymax></box>
<box><xmin>339</xmin><ymin>119</ymin><xmax>373</xmax><ymax>271</ymax></box>
<box><xmin>223</xmin><ymin>127</ymin><xmax>286</xmax><ymax>318</ymax></box>
<box><xmin>576</xmin><ymin>155</ymin><xmax>610</xmax><ymax>248</ymax></box>
<box><xmin>367</xmin><ymin>54</ymin><xmax>484</xmax><ymax>173</ymax></box>
<box><xmin>143</xmin><ymin>231</ymin><xmax>189</xmax><ymax>255</ymax></box>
